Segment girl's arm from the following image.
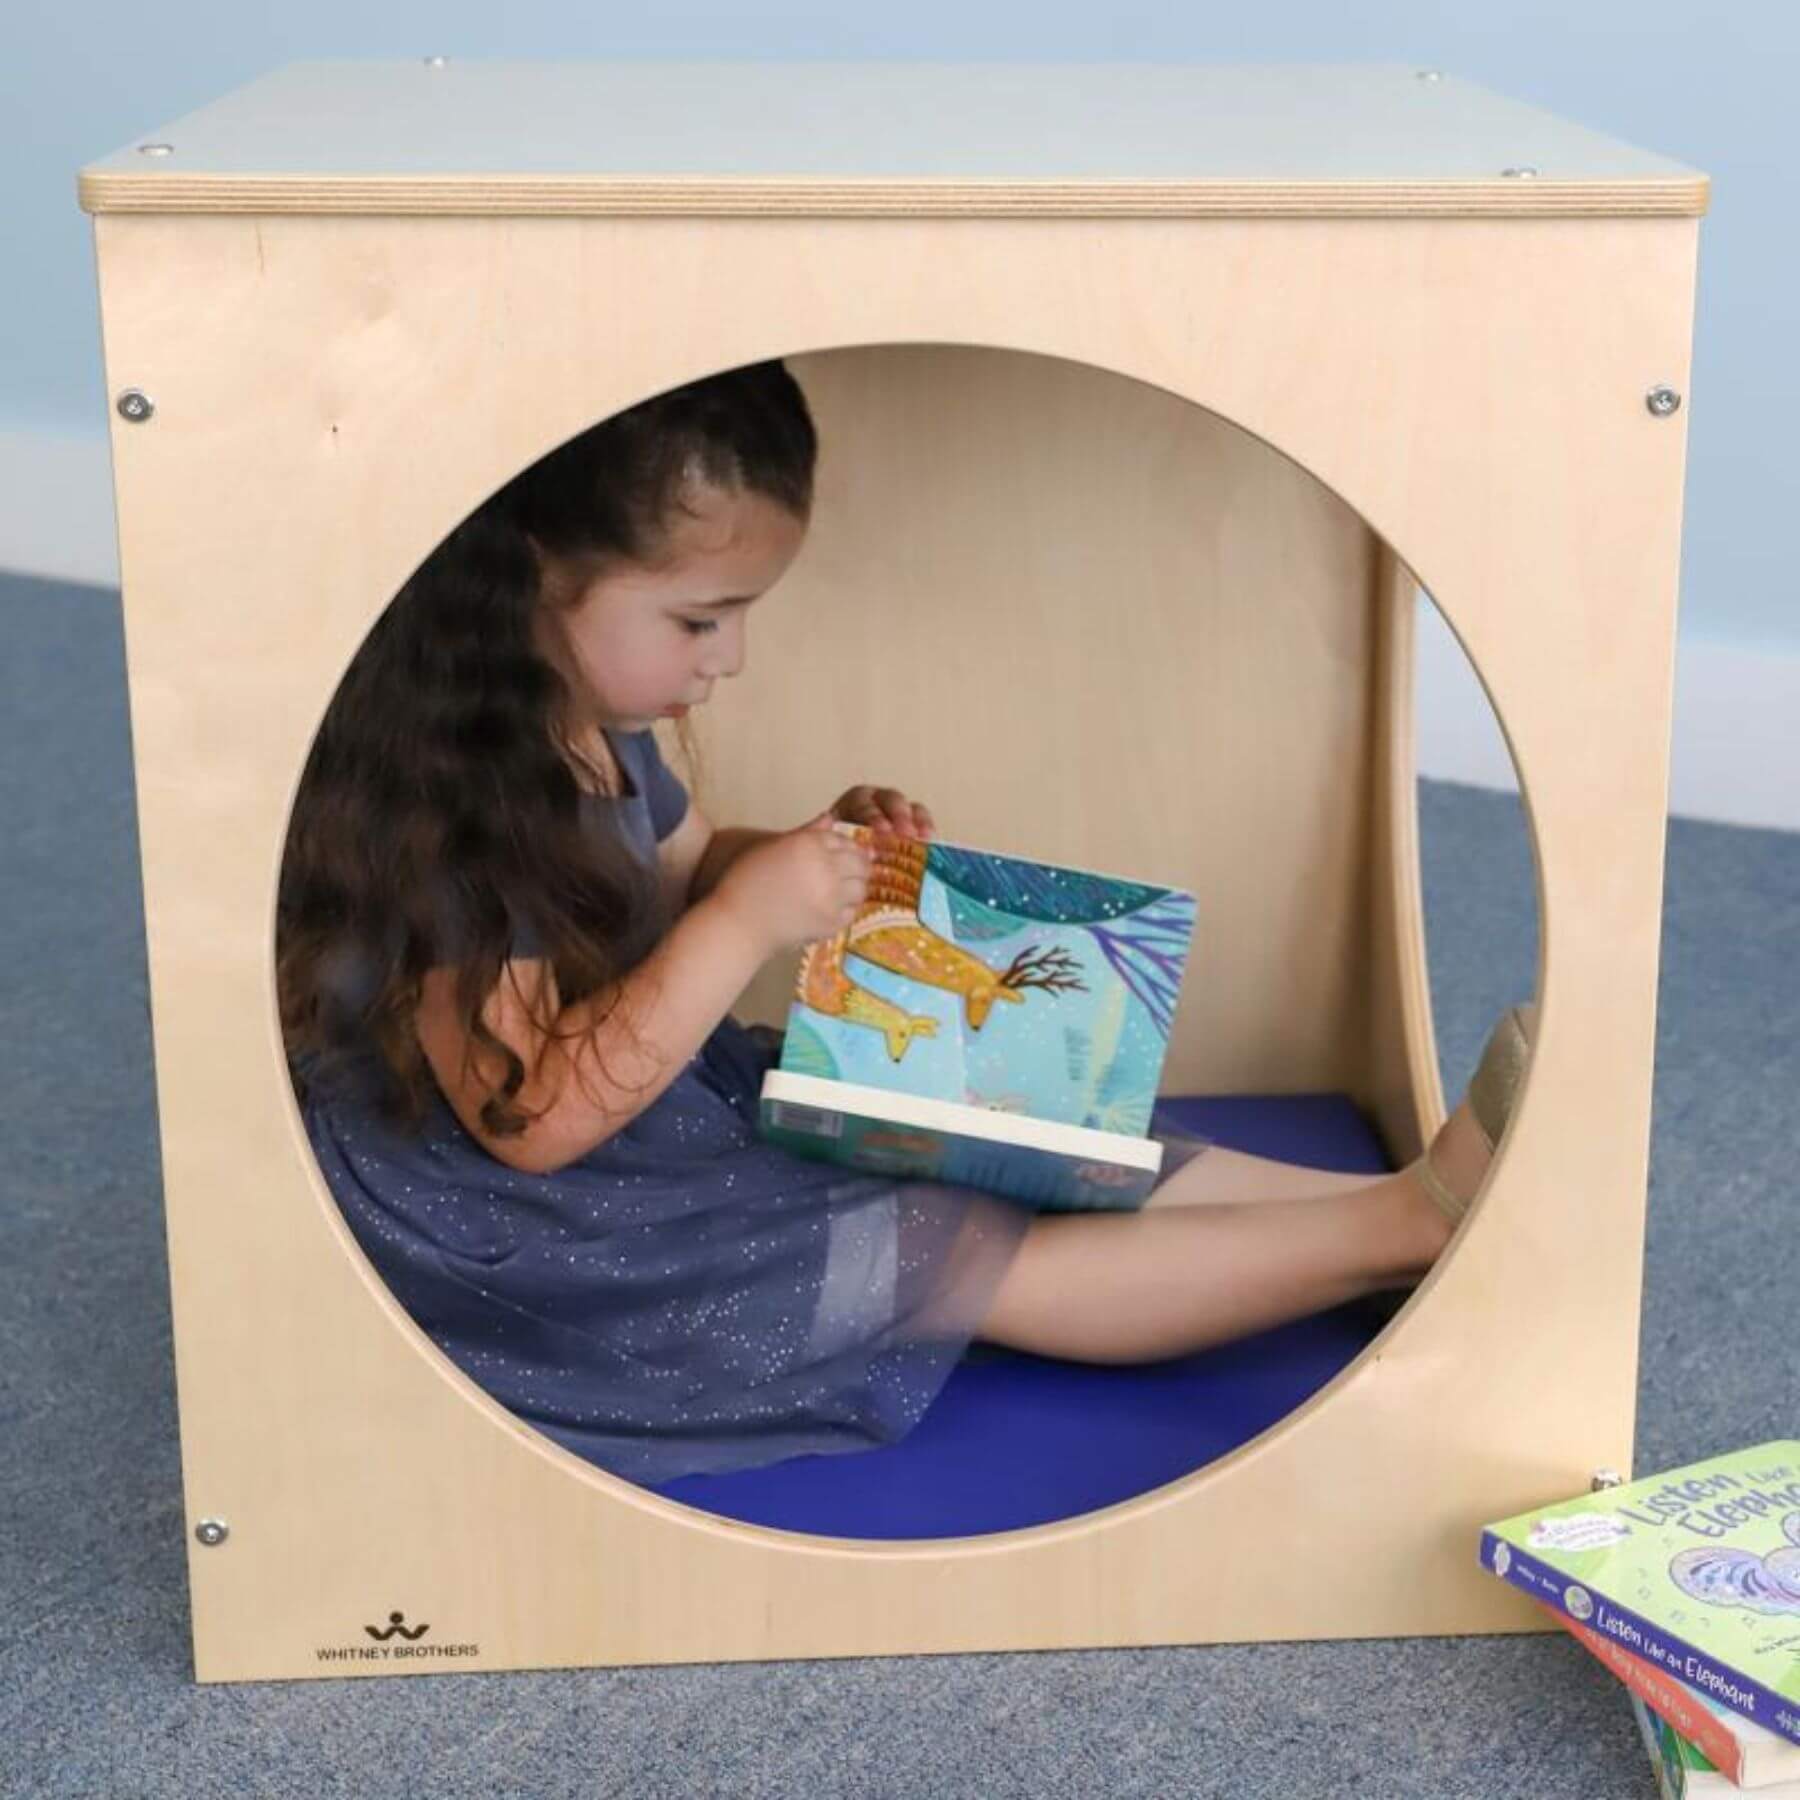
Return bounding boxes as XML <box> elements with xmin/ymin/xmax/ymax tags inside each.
<box><xmin>416</xmin><ymin>823</ymin><xmax>871</xmax><ymax>1175</ymax></box>
<box><xmin>416</xmin><ymin>895</ymin><xmax>770</xmax><ymax>1176</ymax></box>
<box><xmin>661</xmin><ymin>810</ymin><xmax>777</xmax><ymax>910</ymax></box>
<box><xmin>658</xmin><ymin>784</ymin><xmax>935</xmax><ymax>915</ymax></box>
<box><xmin>691</xmin><ymin>827</ymin><xmax>778</xmax><ymax>899</ymax></box>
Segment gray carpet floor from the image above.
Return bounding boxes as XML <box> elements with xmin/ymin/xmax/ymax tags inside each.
<box><xmin>2</xmin><ymin>569</ymin><xmax>1794</xmax><ymax>1798</ymax></box>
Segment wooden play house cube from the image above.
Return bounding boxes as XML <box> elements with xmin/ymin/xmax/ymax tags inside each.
<box><xmin>79</xmin><ymin>61</ymin><xmax>1706</xmax><ymax>1682</ymax></box>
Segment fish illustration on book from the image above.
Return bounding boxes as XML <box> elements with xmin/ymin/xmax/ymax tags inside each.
<box><xmin>798</xmin><ymin>930</ymin><xmax>940</xmax><ymax>1063</ymax></box>
<box><xmin>759</xmin><ymin>827</ymin><xmax>1198</xmax><ymax>1211</ymax></box>
<box><xmin>796</xmin><ymin>829</ymin><xmax>1088</xmax><ymax>1059</ymax></box>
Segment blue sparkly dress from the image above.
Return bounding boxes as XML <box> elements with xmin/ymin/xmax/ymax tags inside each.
<box><xmin>298</xmin><ymin>730</ymin><xmax>1034</xmax><ymax>1485</ymax></box>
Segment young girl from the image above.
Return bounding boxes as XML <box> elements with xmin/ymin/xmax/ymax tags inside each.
<box><xmin>280</xmin><ymin>361</ymin><xmax>1531</xmax><ymax>1487</ymax></box>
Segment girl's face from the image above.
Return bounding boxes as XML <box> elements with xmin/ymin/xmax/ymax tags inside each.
<box><xmin>536</xmin><ymin>482</ymin><xmax>807</xmax><ymax>735</ymax></box>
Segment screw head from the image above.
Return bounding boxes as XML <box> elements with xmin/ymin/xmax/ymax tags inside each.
<box><xmin>1646</xmin><ymin>385</ymin><xmax>1683</xmax><ymax>418</ymax></box>
<box><xmin>115</xmin><ymin>389</ymin><xmax>155</xmax><ymax>424</ymax></box>
<box><xmin>137</xmin><ymin>142</ymin><xmax>175</xmax><ymax>157</ymax></box>
<box><xmin>194</xmin><ymin>1518</ymin><xmax>230</xmax><ymax>1547</ymax></box>
<box><xmin>1501</xmin><ymin>166</ymin><xmax>1540</xmax><ymax>179</ymax></box>
<box><xmin>1416</xmin><ymin>70</ymin><xmax>1444</xmax><ymax>82</ymax></box>
<box><xmin>1590</xmin><ymin>1469</ymin><xmax>1625</xmax><ymax>1492</ymax></box>
<box><xmin>424</xmin><ymin>55</ymin><xmax>448</xmax><ymax>68</ymax></box>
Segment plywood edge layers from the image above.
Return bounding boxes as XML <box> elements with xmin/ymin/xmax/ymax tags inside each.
<box><xmin>77</xmin><ymin>172</ymin><xmax>1711</xmax><ymax>218</ymax></box>
<box><xmin>1361</xmin><ymin>545</ymin><xmax>1447</xmax><ymax>1164</ymax></box>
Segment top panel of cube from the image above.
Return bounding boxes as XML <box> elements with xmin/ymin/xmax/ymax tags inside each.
<box><xmin>79</xmin><ymin>61</ymin><xmax>1707</xmax><ymax>218</ymax></box>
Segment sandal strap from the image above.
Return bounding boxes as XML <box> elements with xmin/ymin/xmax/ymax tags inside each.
<box><xmin>1468</xmin><ymin>1003</ymin><xmax>1536</xmax><ymax>1151</ymax></box>
<box><xmin>1417</xmin><ymin>1153</ymin><xmax>1471</xmax><ymax>1225</ymax></box>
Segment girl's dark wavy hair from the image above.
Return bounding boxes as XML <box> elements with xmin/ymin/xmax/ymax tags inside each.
<box><xmin>278</xmin><ymin>360</ymin><xmax>817</xmax><ymax>1137</ymax></box>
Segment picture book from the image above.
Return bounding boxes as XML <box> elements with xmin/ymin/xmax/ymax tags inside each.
<box><xmin>1545</xmin><ymin>1600</ymin><xmax>1800</xmax><ymax>1787</ymax></box>
<box><xmin>1481</xmin><ymin>1443</ymin><xmax>1800</xmax><ymax>1749</ymax></box>
<box><xmin>757</xmin><ymin>826</ymin><xmax>1197</xmax><ymax>1210</ymax></box>
<box><xmin>1632</xmin><ymin>1692</ymin><xmax>1800</xmax><ymax>1799</ymax></box>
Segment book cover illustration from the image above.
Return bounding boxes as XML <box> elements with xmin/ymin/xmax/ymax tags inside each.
<box><xmin>760</xmin><ymin>827</ymin><xmax>1196</xmax><ymax>1208</ymax></box>
<box><xmin>1481</xmin><ymin>1443</ymin><xmax>1800</xmax><ymax>1749</ymax></box>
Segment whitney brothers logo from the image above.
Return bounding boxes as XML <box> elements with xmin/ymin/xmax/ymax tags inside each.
<box><xmin>366</xmin><ymin>1610</ymin><xmax>429</xmax><ymax>1642</ymax></box>
<box><xmin>314</xmin><ymin>1609</ymin><xmax>482</xmax><ymax>1666</ymax></box>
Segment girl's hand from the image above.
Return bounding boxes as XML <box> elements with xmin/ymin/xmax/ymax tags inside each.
<box><xmin>830</xmin><ymin>784</ymin><xmax>937</xmax><ymax>842</ymax></box>
<box><xmin>713</xmin><ymin>814</ymin><xmax>874</xmax><ymax>956</ymax></box>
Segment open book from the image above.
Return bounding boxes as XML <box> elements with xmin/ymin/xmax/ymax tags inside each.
<box><xmin>756</xmin><ymin>826</ymin><xmax>1197</xmax><ymax>1209</ymax></box>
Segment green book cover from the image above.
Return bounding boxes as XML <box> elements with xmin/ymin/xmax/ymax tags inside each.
<box><xmin>1631</xmin><ymin>1691</ymin><xmax>1800</xmax><ymax>1798</ymax></box>
<box><xmin>1631</xmin><ymin>1691</ymin><xmax>1707</xmax><ymax>1799</ymax></box>
<box><xmin>1480</xmin><ymin>1442</ymin><xmax>1800</xmax><ymax>1748</ymax></box>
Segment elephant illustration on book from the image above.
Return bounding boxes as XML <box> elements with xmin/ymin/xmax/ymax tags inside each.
<box><xmin>1668</xmin><ymin>1510</ymin><xmax>1800</xmax><ymax>1618</ymax></box>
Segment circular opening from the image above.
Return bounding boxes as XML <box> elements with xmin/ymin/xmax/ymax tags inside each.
<box><xmin>278</xmin><ymin>344</ymin><xmax>1541</xmax><ymax>1541</ymax></box>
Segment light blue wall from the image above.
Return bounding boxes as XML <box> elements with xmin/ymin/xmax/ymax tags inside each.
<box><xmin>7</xmin><ymin>1</ymin><xmax>1792</xmax><ymax>646</ymax></box>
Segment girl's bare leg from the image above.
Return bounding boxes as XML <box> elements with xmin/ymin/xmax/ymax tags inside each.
<box><xmin>974</xmin><ymin>1101</ymin><xmax>1491</xmax><ymax>1363</ymax></box>
<box><xmin>1139</xmin><ymin>1142</ymin><xmax>1374</xmax><ymax>1208</ymax></box>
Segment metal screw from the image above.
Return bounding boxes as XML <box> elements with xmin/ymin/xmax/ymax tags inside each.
<box><xmin>1590</xmin><ymin>1469</ymin><xmax>1624</xmax><ymax>1492</ymax></box>
<box><xmin>137</xmin><ymin>142</ymin><xmax>175</xmax><ymax>157</ymax></box>
<box><xmin>1502</xmin><ymin>166</ymin><xmax>1540</xmax><ymax>179</ymax></box>
<box><xmin>1416</xmin><ymin>70</ymin><xmax>1443</xmax><ymax>83</ymax></box>
<box><xmin>1646</xmin><ymin>385</ymin><xmax>1683</xmax><ymax>418</ymax></box>
<box><xmin>424</xmin><ymin>55</ymin><xmax>448</xmax><ymax>68</ymax></box>
<box><xmin>194</xmin><ymin>1518</ymin><xmax>230</xmax><ymax>1547</ymax></box>
<box><xmin>116</xmin><ymin>389</ymin><xmax>155</xmax><ymax>424</ymax></box>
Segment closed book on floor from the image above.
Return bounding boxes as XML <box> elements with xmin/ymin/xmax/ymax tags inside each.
<box><xmin>1547</xmin><ymin>1600</ymin><xmax>1800</xmax><ymax>1787</ymax></box>
<box><xmin>1482</xmin><ymin>1443</ymin><xmax>1800</xmax><ymax>1750</ymax></box>
<box><xmin>1632</xmin><ymin>1692</ymin><xmax>1800</xmax><ymax>1798</ymax></box>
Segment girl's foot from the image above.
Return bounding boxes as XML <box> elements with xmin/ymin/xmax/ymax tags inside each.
<box><xmin>1403</xmin><ymin>1003</ymin><xmax>1538</xmax><ymax>1262</ymax></box>
<box><xmin>1406</xmin><ymin>1099</ymin><xmax>1495</xmax><ymax>1259</ymax></box>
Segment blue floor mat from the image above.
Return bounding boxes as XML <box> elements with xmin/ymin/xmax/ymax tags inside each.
<box><xmin>653</xmin><ymin>1093</ymin><xmax>1395</xmax><ymax>1538</ymax></box>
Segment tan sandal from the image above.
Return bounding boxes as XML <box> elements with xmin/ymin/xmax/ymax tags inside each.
<box><xmin>1417</xmin><ymin>1003</ymin><xmax>1537</xmax><ymax>1225</ymax></box>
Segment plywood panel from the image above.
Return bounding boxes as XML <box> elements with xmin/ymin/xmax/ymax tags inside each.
<box><xmin>705</xmin><ymin>343</ymin><xmax>1384</xmax><ymax>1097</ymax></box>
<box><xmin>92</xmin><ymin>204</ymin><xmax>1695</xmax><ymax>1680</ymax></box>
